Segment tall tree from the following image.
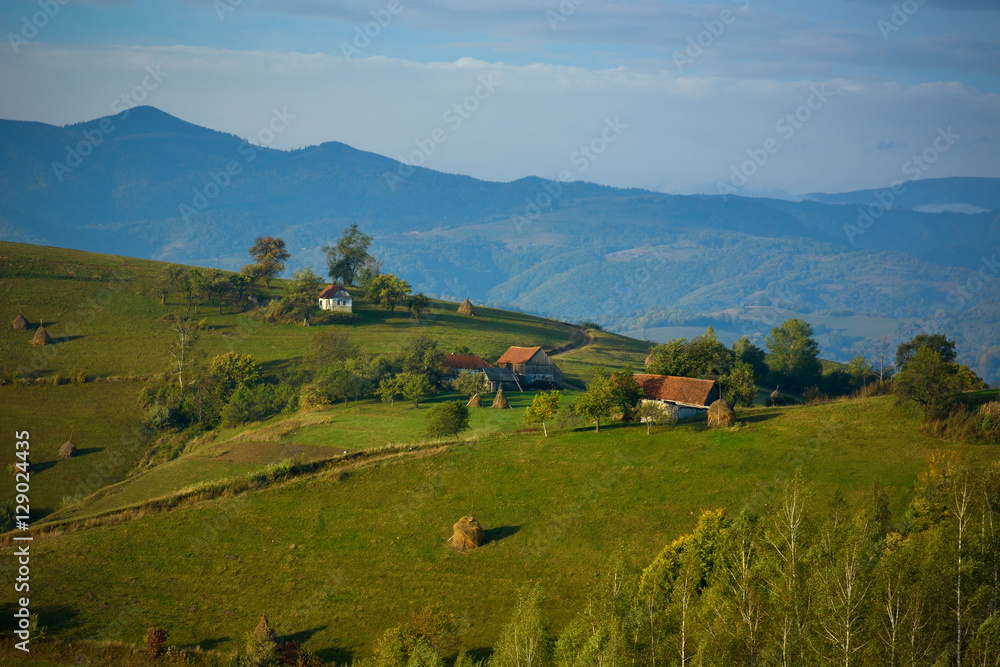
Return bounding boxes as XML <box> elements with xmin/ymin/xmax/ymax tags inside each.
<box><xmin>323</xmin><ymin>223</ymin><xmax>373</xmax><ymax>286</ymax></box>
<box><xmin>524</xmin><ymin>391</ymin><xmax>561</xmax><ymax>437</ymax></box>
<box><xmin>153</xmin><ymin>264</ymin><xmax>184</xmax><ymax>306</ymax></box>
<box><xmin>246</xmin><ymin>236</ymin><xmax>290</xmax><ymax>288</ymax></box>
<box><xmin>893</xmin><ymin>347</ymin><xmax>962</xmax><ymax>419</ymax></box>
<box><xmin>203</xmin><ymin>269</ymin><xmax>232</xmax><ymax>315</ymax></box>
<box><xmin>574</xmin><ymin>368</ymin><xmax>620</xmax><ymax>432</ymax></box>
<box><xmin>408</xmin><ymin>293</ymin><xmax>431</xmax><ymax>322</ymax></box>
<box><xmin>720</xmin><ymin>359</ymin><xmax>756</xmax><ymax>407</ymax></box>
<box><xmin>766</xmin><ymin>319</ymin><xmax>822</xmax><ymax>393</ymax></box>
<box><xmin>282</xmin><ymin>267</ymin><xmax>323</xmax><ymax>325</ymax></box>
<box><xmin>848</xmin><ymin>353</ymin><xmax>875</xmax><ymax>389</ymax></box>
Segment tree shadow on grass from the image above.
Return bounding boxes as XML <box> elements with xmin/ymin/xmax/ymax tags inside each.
<box><xmin>314</xmin><ymin>644</ymin><xmax>353</xmax><ymax>665</ymax></box>
<box><xmin>280</xmin><ymin>625</ymin><xmax>326</xmax><ymax>646</ymax></box>
<box><xmin>29</xmin><ymin>460</ymin><xmax>58</xmax><ymax>474</ymax></box>
<box><xmin>72</xmin><ymin>447</ymin><xmax>103</xmax><ymax>458</ymax></box>
<box><xmin>738</xmin><ymin>411</ymin><xmax>780</xmax><ymax>425</ymax></box>
<box><xmin>52</xmin><ymin>335</ymin><xmax>85</xmax><ymax>344</ymax></box>
<box><xmin>194</xmin><ymin>637</ymin><xmax>230</xmax><ymax>651</ymax></box>
<box><xmin>484</xmin><ymin>525</ymin><xmax>521</xmax><ymax>545</ymax></box>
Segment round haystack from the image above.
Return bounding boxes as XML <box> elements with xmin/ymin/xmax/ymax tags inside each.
<box><xmin>59</xmin><ymin>440</ymin><xmax>77</xmax><ymax>459</ymax></box>
<box><xmin>491</xmin><ymin>388</ymin><xmax>510</xmax><ymax>409</ymax></box>
<box><xmin>457</xmin><ymin>299</ymin><xmax>475</xmax><ymax>317</ymax></box>
<box><xmin>707</xmin><ymin>399</ymin><xmax>736</xmax><ymax>428</ymax></box>
<box><xmin>450</xmin><ymin>516</ymin><xmax>485</xmax><ymax>551</ymax></box>
<box><xmin>644</xmin><ymin>352</ymin><xmax>655</xmax><ymax>367</ymax></box>
<box><xmin>254</xmin><ymin>613</ymin><xmax>277</xmax><ymax>642</ymax></box>
<box><xmin>12</xmin><ymin>313</ymin><xmax>28</xmax><ymax>331</ymax></box>
<box><xmin>467</xmin><ymin>393</ymin><xmax>483</xmax><ymax>408</ymax></box>
<box><xmin>31</xmin><ymin>325</ymin><xmax>52</xmax><ymax>346</ymax></box>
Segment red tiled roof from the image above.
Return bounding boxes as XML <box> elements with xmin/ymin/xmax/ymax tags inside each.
<box><xmin>497</xmin><ymin>346</ymin><xmax>542</xmax><ymax>365</ymax></box>
<box><xmin>443</xmin><ymin>354</ymin><xmax>493</xmax><ymax>370</ymax></box>
<box><xmin>634</xmin><ymin>374</ymin><xmax>716</xmax><ymax>407</ymax></box>
<box><xmin>318</xmin><ymin>285</ymin><xmax>349</xmax><ymax>299</ymax></box>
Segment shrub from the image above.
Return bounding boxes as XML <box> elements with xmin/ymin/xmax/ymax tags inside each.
<box><xmin>144</xmin><ymin>627</ymin><xmax>168</xmax><ymax>660</ymax></box>
<box><xmin>75</xmin><ymin>369</ymin><xmax>87</xmax><ymax>384</ymax></box>
<box><xmin>426</xmin><ymin>401</ymin><xmax>471</xmax><ymax>438</ymax></box>
<box><xmin>221</xmin><ymin>383</ymin><xmax>296</xmax><ymax>427</ymax></box>
<box><xmin>148</xmin><ymin>403</ymin><xmax>174</xmax><ymax>430</ymax></box>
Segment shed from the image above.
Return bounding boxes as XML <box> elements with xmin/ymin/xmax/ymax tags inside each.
<box><xmin>634</xmin><ymin>373</ymin><xmax>717</xmax><ymax>419</ymax></box>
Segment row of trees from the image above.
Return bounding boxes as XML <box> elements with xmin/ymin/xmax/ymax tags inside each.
<box><xmin>350</xmin><ymin>457</ymin><xmax>1000</xmax><ymax>667</ymax></box>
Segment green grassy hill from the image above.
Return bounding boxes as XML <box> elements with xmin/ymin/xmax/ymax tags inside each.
<box><xmin>2</xmin><ymin>241</ymin><xmax>998</xmax><ymax>664</ymax></box>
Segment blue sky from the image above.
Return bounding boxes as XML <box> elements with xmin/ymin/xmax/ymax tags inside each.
<box><xmin>1</xmin><ymin>0</ymin><xmax>998</xmax><ymax>195</ymax></box>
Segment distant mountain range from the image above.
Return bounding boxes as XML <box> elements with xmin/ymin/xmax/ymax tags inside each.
<box><xmin>1</xmin><ymin>106</ymin><xmax>998</xmax><ymax>382</ymax></box>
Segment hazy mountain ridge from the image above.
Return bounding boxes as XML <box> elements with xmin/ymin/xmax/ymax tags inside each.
<box><xmin>1</xmin><ymin>106</ymin><xmax>998</xmax><ymax>381</ymax></box>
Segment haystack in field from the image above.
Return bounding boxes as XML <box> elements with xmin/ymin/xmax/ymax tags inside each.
<box><xmin>467</xmin><ymin>393</ymin><xmax>482</xmax><ymax>408</ymax></box>
<box><xmin>458</xmin><ymin>299</ymin><xmax>475</xmax><ymax>317</ymax></box>
<box><xmin>767</xmin><ymin>387</ymin><xmax>784</xmax><ymax>407</ymax></box>
<box><xmin>450</xmin><ymin>516</ymin><xmax>485</xmax><ymax>551</ymax></box>
<box><xmin>644</xmin><ymin>352</ymin><xmax>655</xmax><ymax>367</ymax></box>
<box><xmin>59</xmin><ymin>440</ymin><xmax>76</xmax><ymax>459</ymax></box>
<box><xmin>12</xmin><ymin>313</ymin><xmax>28</xmax><ymax>331</ymax></box>
<box><xmin>491</xmin><ymin>388</ymin><xmax>509</xmax><ymax>409</ymax></box>
<box><xmin>31</xmin><ymin>324</ymin><xmax>52</xmax><ymax>346</ymax></box>
<box><xmin>707</xmin><ymin>399</ymin><xmax>735</xmax><ymax>428</ymax></box>
<box><xmin>254</xmin><ymin>613</ymin><xmax>277</xmax><ymax>642</ymax></box>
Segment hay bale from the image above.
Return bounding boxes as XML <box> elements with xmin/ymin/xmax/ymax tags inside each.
<box><xmin>491</xmin><ymin>388</ymin><xmax>509</xmax><ymax>409</ymax></box>
<box><xmin>467</xmin><ymin>393</ymin><xmax>482</xmax><ymax>408</ymax></box>
<box><xmin>450</xmin><ymin>516</ymin><xmax>485</xmax><ymax>551</ymax></box>
<box><xmin>59</xmin><ymin>440</ymin><xmax>76</xmax><ymax>459</ymax></box>
<box><xmin>254</xmin><ymin>613</ymin><xmax>277</xmax><ymax>642</ymax></box>
<box><xmin>31</xmin><ymin>325</ymin><xmax>52</xmax><ymax>346</ymax></box>
<box><xmin>707</xmin><ymin>399</ymin><xmax>735</xmax><ymax>428</ymax></box>
<box><xmin>457</xmin><ymin>299</ymin><xmax>475</xmax><ymax>317</ymax></box>
<box><xmin>12</xmin><ymin>314</ymin><xmax>28</xmax><ymax>331</ymax></box>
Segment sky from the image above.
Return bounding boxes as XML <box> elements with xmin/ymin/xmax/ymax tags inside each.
<box><xmin>1</xmin><ymin>0</ymin><xmax>998</xmax><ymax>196</ymax></box>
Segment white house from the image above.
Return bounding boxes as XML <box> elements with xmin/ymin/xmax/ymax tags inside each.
<box><xmin>318</xmin><ymin>284</ymin><xmax>352</xmax><ymax>312</ymax></box>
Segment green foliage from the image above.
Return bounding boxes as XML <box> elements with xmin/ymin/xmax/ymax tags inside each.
<box><xmin>635</xmin><ymin>400</ymin><xmax>676</xmax><ymax>435</ymax></box>
<box><xmin>847</xmin><ymin>352</ymin><xmax>874</xmax><ymax>387</ymax></box>
<box><xmin>281</xmin><ymin>267</ymin><xmax>323</xmax><ymax>322</ymax></box>
<box><xmin>490</xmin><ymin>585</ymin><xmax>552</xmax><ymax>667</ymax></box>
<box><xmin>220</xmin><ymin>383</ymin><xmax>296</xmax><ymax>427</ymax></box>
<box><xmin>398</xmin><ymin>337</ymin><xmax>445</xmax><ymax>386</ymax></box>
<box><xmin>719</xmin><ymin>359</ymin><xmax>756</xmax><ymax>407</ymax></box>
<box><xmin>323</xmin><ymin>223</ymin><xmax>373</xmax><ymax>286</ymax></box>
<box><xmin>247</xmin><ymin>236</ymin><xmax>290</xmax><ymax>289</ymax></box>
<box><xmin>0</xmin><ymin>499</ymin><xmax>15</xmax><ymax>533</ymax></box>
<box><xmin>377</xmin><ymin>375</ymin><xmax>406</xmax><ymax>406</ymax></box>
<box><xmin>766</xmin><ymin>318</ymin><xmax>822</xmax><ymax>393</ymax></box>
<box><xmin>452</xmin><ymin>371</ymin><xmax>488</xmax><ymax>398</ymax></box>
<box><xmin>574</xmin><ymin>368</ymin><xmax>641</xmax><ymax>431</ymax></box>
<box><xmin>408</xmin><ymin>293</ymin><xmax>431</xmax><ymax>322</ymax></box>
<box><xmin>401</xmin><ymin>373</ymin><xmax>433</xmax><ymax>408</ymax></box>
<box><xmin>426</xmin><ymin>401</ymin><xmax>471</xmax><ymax>438</ymax></box>
<box><xmin>646</xmin><ymin>328</ymin><xmax>733</xmax><ymax>381</ymax></box>
<box><xmin>733</xmin><ymin>336</ymin><xmax>768</xmax><ymax>384</ymax></box>
<box><xmin>524</xmin><ymin>391</ymin><xmax>561</xmax><ymax>436</ymax></box>
<box><xmin>209</xmin><ymin>352</ymin><xmax>263</xmax><ymax>402</ymax></box>
<box><xmin>368</xmin><ymin>273</ymin><xmax>412</xmax><ymax>311</ymax></box>
<box><xmin>896</xmin><ymin>332</ymin><xmax>956</xmax><ymax>371</ymax></box>
<box><xmin>310</xmin><ymin>329</ymin><xmax>360</xmax><ymax>368</ymax></box>
<box><xmin>894</xmin><ymin>347</ymin><xmax>963</xmax><ymax>420</ymax></box>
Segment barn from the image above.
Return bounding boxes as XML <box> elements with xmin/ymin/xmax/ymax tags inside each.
<box><xmin>443</xmin><ymin>354</ymin><xmax>521</xmax><ymax>392</ymax></box>
<box><xmin>318</xmin><ymin>285</ymin><xmax>352</xmax><ymax>312</ymax></box>
<box><xmin>496</xmin><ymin>346</ymin><xmax>562</xmax><ymax>387</ymax></box>
<box><xmin>634</xmin><ymin>373</ymin><xmax>718</xmax><ymax>419</ymax></box>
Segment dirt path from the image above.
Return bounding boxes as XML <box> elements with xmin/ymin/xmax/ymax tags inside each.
<box><xmin>549</xmin><ymin>325</ymin><xmax>595</xmax><ymax>357</ymax></box>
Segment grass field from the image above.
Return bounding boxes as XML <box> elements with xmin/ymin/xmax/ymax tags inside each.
<box><xmin>8</xmin><ymin>397</ymin><xmax>1000</xmax><ymax>661</ymax></box>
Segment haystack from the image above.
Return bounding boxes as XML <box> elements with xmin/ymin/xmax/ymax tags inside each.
<box><xmin>254</xmin><ymin>613</ymin><xmax>277</xmax><ymax>642</ymax></box>
<box><xmin>450</xmin><ymin>516</ymin><xmax>485</xmax><ymax>551</ymax></box>
<box><xmin>707</xmin><ymin>399</ymin><xmax>736</xmax><ymax>428</ymax></box>
<box><xmin>644</xmin><ymin>352</ymin><xmax>655</xmax><ymax>367</ymax></box>
<box><xmin>491</xmin><ymin>388</ymin><xmax>509</xmax><ymax>409</ymax></box>
<box><xmin>457</xmin><ymin>299</ymin><xmax>475</xmax><ymax>317</ymax></box>
<box><xmin>467</xmin><ymin>393</ymin><xmax>482</xmax><ymax>408</ymax></box>
<box><xmin>31</xmin><ymin>325</ymin><xmax>52</xmax><ymax>346</ymax></box>
<box><xmin>12</xmin><ymin>313</ymin><xmax>28</xmax><ymax>331</ymax></box>
<box><xmin>59</xmin><ymin>440</ymin><xmax>77</xmax><ymax>459</ymax></box>
<box><xmin>767</xmin><ymin>387</ymin><xmax>782</xmax><ymax>407</ymax></box>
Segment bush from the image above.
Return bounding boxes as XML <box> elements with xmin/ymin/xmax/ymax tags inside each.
<box><xmin>144</xmin><ymin>627</ymin><xmax>168</xmax><ymax>660</ymax></box>
<box><xmin>148</xmin><ymin>403</ymin><xmax>174</xmax><ymax>430</ymax></box>
<box><xmin>426</xmin><ymin>401</ymin><xmax>471</xmax><ymax>438</ymax></box>
<box><xmin>75</xmin><ymin>369</ymin><xmax>87</xmax><ymax>384</ymax></box>
<box><xmin>221</xmin><ymin>383</ymin><xmax>296</xmax><ymax>427</ymax></box>
<box><xmin>0</xmin><ymin>499</ymin><xmax>15</xmax><ymax>533</ymax></box>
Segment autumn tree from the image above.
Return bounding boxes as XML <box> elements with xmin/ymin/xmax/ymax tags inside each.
<box><xmin>524</xmin><ymin>391</ymin><xmax>561</xmax><ymax>436</ymax></box>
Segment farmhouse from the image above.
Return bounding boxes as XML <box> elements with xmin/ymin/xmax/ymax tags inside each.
<box><xmin>318</xmin><ymin>284</ymin><xmax>352</xmax><ymax>312</ymax></box>
<box><xmin>634</xmin><ymin>373</ymin><xmax>718</xmax><ymax>419</ymax></box>
<box><xmin>444</xmin><ymin>353</ymin><xmax>521</xmax><ymax>391</ymax></box>
<box><xmin>496</xmin><ymin>345</ymin><xmax>562</xmax><ymax>387</ymax></box>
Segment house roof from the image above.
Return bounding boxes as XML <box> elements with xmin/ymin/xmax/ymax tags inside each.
<box><xmin>634</xmin><ymin>374</ymin><xmax>717</xmax><ymax>408</ymax></box>
<box><xmin>483</xmin><ymin>367</ymin><xmax>518</xmax><ymax>383</ymax></box>
<box><xmin>318</xmin><ymin>285</ymin><xmax>350</xmax><ymax>299</ymax></box>
<box><xmin>497</xmin><ymin>346</ymin><xmax>543</xmax><ymax>365</ymax></box>
<box><xmin>443</xmin><ymin>354</ymin><xmax>493</xmax><ymax>370</ymax></box>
